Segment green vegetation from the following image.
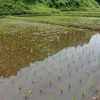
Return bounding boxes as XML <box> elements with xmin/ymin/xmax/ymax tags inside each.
<box><xmin>81</xmin><ymin>89</ymin><xmax>86</xmax><ymax>96</ymax></box>
<box><xmin>72</xmin><ymin>95</ymin><xmax>76</xmax><ymax>100</ymax></box>
<box><xmin>8</xmin><ymin>13</ymin><xmax>100</xmax><ymax>31</ymax></box>
<box><xmin>60</xmin><ymin>86</ymin><xmax>64</xmax><ymax>93</ymax></box>
<box><xmin>50</xmin><ymin>95</ymin><xmax>53</xmax><ymax>100</ymax></box>
<box><xmin>0</xmin><ymin>0</ymin><xmax>100</xmax><ymax>15</ymax></box>
<box><xmin>18</xmin><ymin>83</ymin><xmax>21</xmax><ymax>89</ymax></box>
<box><xmin>0</xmin><ymin>0</ymin><xmax>59</xmax><ymax>15</ymax></box>
<box><xmin>23</xmin><ymin>91</ymin><xmax>28</xmax><ymax>99</ymax></box>
<box><xmin>39</xmin><ymin>85</ymin><xmax>43</xmax><ymax>92</ymax></box>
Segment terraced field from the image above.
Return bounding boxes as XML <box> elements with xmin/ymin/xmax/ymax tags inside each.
<box><xmin>0</xmin><ymin>17</ymin><xmax>100</xmax><ymax>100</ymax></box>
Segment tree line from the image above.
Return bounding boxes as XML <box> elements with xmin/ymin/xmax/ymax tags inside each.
<box><xmin>0</xmin><ymin>0</ymin><xmax>100</xmax><ymax>15</ymax></box>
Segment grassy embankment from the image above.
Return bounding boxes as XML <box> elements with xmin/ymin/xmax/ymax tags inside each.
<box><xmin>8</xmin><ymin>10</ymin><xmax>100</xmax><ymax>31</ymax></box>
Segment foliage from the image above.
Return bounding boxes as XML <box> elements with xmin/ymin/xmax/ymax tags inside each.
<box><xmin>0</xmin><ymin>0</ymin><xmax>28</xmax><ymax>15</ymax></box>
<box><xmin>25</xmin><ymin>3</ymin><xmax>60</xmax><ymax>14</ymax></box>
<box><xmin>0</xmin><ymin>0</ymin><xmax>100</xmax><ymax>15</ymax></box>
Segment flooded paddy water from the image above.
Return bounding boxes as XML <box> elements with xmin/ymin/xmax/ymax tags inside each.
<box><xmin>0</xmin><ymin>18</ymin><xmax>100</xmax><ymax>100</ymax></box>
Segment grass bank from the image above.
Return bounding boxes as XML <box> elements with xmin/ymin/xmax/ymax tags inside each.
<box><xmin>8</xmin><ymin>12</ymin><xmax>100</xmax><ymax>31</ymax></box>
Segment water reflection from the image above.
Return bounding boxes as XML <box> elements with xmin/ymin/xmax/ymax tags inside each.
<box><xmin>0</xmin><ymin>25</ymin><xmax>97</xmax><ymax>77</ymax></box>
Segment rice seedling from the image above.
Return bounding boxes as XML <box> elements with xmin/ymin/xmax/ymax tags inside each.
<box><xmin>32</xmin><ymin>78</ymin><xmax>34</xmax><ymax>84</ymax></box>
<box><xmin>81</xmin><ymin>89</ymin><xmax>86</xmax><ymax>96</ymax></box>
<box><xmin>6</xmin><ymin>70</ymin><xmax>10</xmax><ymax>76</ymax></box>
<box><xmin>76</xmin><ymin>66</ymin><xmax>78</xmax><ymax>69</ymax></box>
<box><xmin>23</xmin><ymin>91</ymin><xmax>28</xmax><ymax>99</ymax></box>
<box><xmin>46</xmin><ymin>59</ymin><xmax>48</xmax><ymax>63</ymax></box>
<box><xmin>82</xmin><ymin>61</ymin><xmax>84</xmax><ymax>66</ymax></box>
<box><xmin>53</xmin><ymin>56</ymin><xmax>55</xmax><ymax>60</ymax></box>
<box><xmin>93</xmin><ymin>67</ymin><xmax>96</xmax><ymax>72</ymax></box>
<box><xmin>36</xmin><ymin>61</ymin><xmax>38</xmax><ymax>66</ymax></box>
<box><xmin>58</xmin><ymin>73</ymin><xmax>61</xmax><ymax>79</ymax></box>
<box><xmin>18</xmin><ymin>83</ymin><xmax>21</xmax><ymax>89</ymax></box>
<box><xmin>26</xmin><ymin>73</ymin><xmax>28</xmax><ymax>78</ymax></box>
<box><xmin>49</xmin><ymin>77</ymin><xmax>52</xmax><ymax>85</ymax></box>
<box><xmin>41</xmin><ymin>65</ymin><xmax>44</xmax><ymax>69</ymax></box>
<box><xmin>48</xmin><ymin>70</ymin><xmax>51</xmax><ymax>74</ymax></box>
<box><xmin>90</xmin><ymin>81</ymin><xmax>94</xmax><ymax>87</ymax></box>
<box><xmin>72</xmin><ymin>53</ymin><xmax>73</xmax><ymax>57</ymax></box>
<box><xmin>98</xmin><ymin>62</ymin><xmax>100</xmax><ymax>68</ymax></box>
<box><xmin>68</xmin><ymin>60</ymin><xmax>70</xmax><ymax>67</ymax></box>
<box><xmin>68</xmin><ymin>69</ymin><xmax>72</xmax><ymax>75</ymax></box>
<box><xmin>87</xmin><ymin>58</ymin><xmax>90</xmax><ymax>63</ymax></box>
<box><xmin>76</xmin><ymin>66</ymin><xmax>78</xmax><ymax>71</ymax></box>
<box><xmin>68</xmin><ymin>80</ymin><xmax>71</xmax><ymax>88</ymax></box>
<box><xmin>60</xmin><ymin>86</ymin><xmax>64</xmax><ymax>93</ymax></box>
<box><xmin>52</xmin><ymin>63</ymin><xmax>54</xmax><ymax>67</ymax></box>
<box><xmin>39</xmin><ymin>85</ymin><xmax>43</xmax><ymax>92</ymax></box>
<box><xmin>39</xmin><ymin>74</ymin><xmax>42</xmax><ymax>79</ymax></box>
<box><xmin>72</xmin><ymin>95</ymin><xmax>76</xmax><ymax>100</ymax></box>
<box><xmin>88</xmin><ymin>70</ymin><xmax>90</xmax><ymax>76</ymax></box>
<box><xmin>11</xmin><ymin>75</ymin><xmax>14</xmax><ymax>83</ymax></box>
<box><xmin>50</xmin><ymin>95</ymin><xmax>53</xmax><ymax>100</ymax></box>
<box><xmin>73</xmin><ymin>59</ymin><xmax>75</xmax><ymax>63</ymax></box>
<box><xmin>60</xmin><ymin>65</ymin><xmax>62</xmax><ymax>71</ymax></box>
<box><xmin>59</xmin><ymin>59</ymin><xmax>61</xmax><ymax>63</ymax></box>
<box><xmin>34</xmin><ymin>68</ymin><xmax>36</xmax><ymax>74</ymax></box>
<box><xmin>80</xmin><ymin>75</ymin><xmax>82</xmax><ymax>82</ymax></box>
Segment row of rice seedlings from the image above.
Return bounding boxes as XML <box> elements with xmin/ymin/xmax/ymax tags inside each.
<box><xmin>8</xmin><ymin>51</ymin><xmax>99</xmax><ymax>99</ymax></box>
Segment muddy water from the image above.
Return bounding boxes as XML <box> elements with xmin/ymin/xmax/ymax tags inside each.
<box><xmin>0</xmin><ymin>19</ymin><xmax>100</xmax><ymax>100</ymax></box>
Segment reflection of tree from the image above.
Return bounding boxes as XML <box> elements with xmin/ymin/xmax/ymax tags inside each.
<box><xmin>0</xmin><ymin>24</ymin><xmax>94</xmax><ymax>77</ymax></box>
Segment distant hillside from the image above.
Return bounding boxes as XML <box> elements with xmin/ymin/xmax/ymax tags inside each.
<box><xmin>0</xmin><ymin>0</ymin><xmax>100</xmax><ymax>15</ymax></box>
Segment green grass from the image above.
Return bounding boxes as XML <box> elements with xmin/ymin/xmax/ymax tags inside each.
<box><xmin>26</xmin><ymin>3</ymin><xmax>60</xmax><ymax>14</ymax></box>
<box><xmin>60</xmin><ymin>11</ymin><xmax>100</xmax><ymax>17</ymax></box>
<box><xmin>8</xmin><ymin>11</ymin><xmax>100</xmax><ymax>31</ymax></box>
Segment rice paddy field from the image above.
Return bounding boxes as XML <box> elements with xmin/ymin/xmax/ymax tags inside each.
<box><xmin>0</xmin><ymin>15</ymin><xmax>100</xmax><ymax>100</ymax></box>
